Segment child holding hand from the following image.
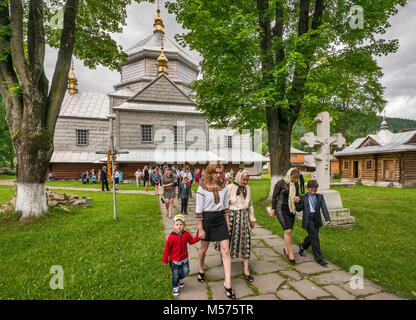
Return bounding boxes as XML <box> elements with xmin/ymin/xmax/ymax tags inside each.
<box><xmin>163</xmin><ymin>214</ymin><xmax>200</xmax><ymax>296</ymax></box>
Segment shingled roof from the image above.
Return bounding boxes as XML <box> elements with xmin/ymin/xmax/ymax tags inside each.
<box><xmin>334</xmin><ymin>127</ymin><xmax>416</xmax><ymax>157</ymax></box>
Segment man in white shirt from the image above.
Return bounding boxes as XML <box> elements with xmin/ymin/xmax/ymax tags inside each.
<box><xmin>135</xmin><ymin>169</ymin><xmax>142</xmax><ymax>187</ymax></box>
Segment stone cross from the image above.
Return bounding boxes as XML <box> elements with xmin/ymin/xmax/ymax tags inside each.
<box><xmin>300</xmin><ymin>111</ymin><xmax>345</xmax><ymax>190</ymax></box>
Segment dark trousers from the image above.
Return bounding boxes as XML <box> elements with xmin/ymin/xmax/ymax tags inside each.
<box><xmin>169</xmin><ymin>260</ymin><xmax>190</xmax><ymax>288</ymax></box>
<box><xmin>102</xmin><ymin>179</ymin><xmax>109</xmax><ymax>191</ymax></box>
<box><xmin>300</xmin><ymin>219</ymin><xmax>323</xmax><ymax>261</ymax></box>
<box><xmin>180</xmin><ymin>198</ymin><xmax>189</xmax><ymax>214</ymax></box>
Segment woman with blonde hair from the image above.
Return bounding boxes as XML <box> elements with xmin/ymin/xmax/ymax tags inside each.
<box><xmin>196</xmin><ymin>162</ymin><xmax>235</xmax><ymax>299</ymax></box>
<box><xmin>269</xmin><ymin>168</ymin><xmax>301</xmax><ymax>264</ymax></box>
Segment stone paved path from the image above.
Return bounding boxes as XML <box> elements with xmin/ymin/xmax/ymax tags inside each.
<box><xmin>160</xmin><ymin>191</ymin><xmax>406</xmax><ymax>300</ymax></box>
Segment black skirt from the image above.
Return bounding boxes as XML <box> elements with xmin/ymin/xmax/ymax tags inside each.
<box><xmin>276</xmin><ymin>211</ymin><xmax>296</xmax><ymax>230</ymax></box>
<box><xmin>202</xmin><ymin>210</ymin><xmax>230</xmax><ymax>242</ymax></box>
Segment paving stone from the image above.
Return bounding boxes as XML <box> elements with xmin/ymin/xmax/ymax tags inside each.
<box><xmin>280</xmin><ymin>270</ymin><xmax>302</xmax><ymax>281</ymax></box>
<box><xmin>231</xmin><ymin>261</ymin><xmax>244</xmax><ymax>277</ymax></box>
<box><xmin>312</xmin><ymin>270</ymin><xmax>354</xmax><ymax>286</ymax></box>
<box><xmin>323</xmin><ymin>285</ymin><xmax>356</xmax><ymax>300</ymax></box>
<box><xmin>176</xmin><ymin>276</ymin><xmax>208</xmax><ymax>300</ymax></box>
<box><xmin>187</xmin><ymin>245</ymin><xmax>199</xmax><ymax>258</ymax></box>
<box><xmin>293</xmin><ymin>251</ymin><xmax>316</xmax><ymax>262</ymax></box>
<box><xmin>289</xmin><ymin>279</ymin><xmax>331</xmax><ymax>299</ymax></box>
<box><xmin>252</xmin><ymin>234</ymin><xmax>280</xmax><ymax>240</ymax></box>
<box><xmin>276</xmin><ymin>289</ymin><xmax>305</xmax><ymax>300</ymax></box>
<box><xmin>364</xmin><ymin>292</ymin><xmax>407</xmax><ymax>300</ymax></box>
<box><xmin>203</xmin><ymin>255</ymin><xmax>223</xmax><ymax>268</ymax></box>
<box><xmin>209</xmin><ymin>280</ymin><xmax>251</xmax><ymax>300</ymax></box>
<box><xmin>251</xmin><ymin>239</ymin><xmax>267</xmax><ymax>248</ymax></box>
<box><xmin>206</xmin><ymin>266</ymin><xmax>224</xmax><ymax>280</ymax></box>
<box><xmin>189</xmin><ymin>258</ymin><xmax>200</xmax><ymax>275</ymax></box>
<box><xmin>252</xmin><ymin>273</ymin><xmax>286</xmax><ymax>294</ymax></box>
<box><xmin>263</xmin><ymin>238</ymin><xmax>285</xmax><ymax>248</ymax></box>
<box><xmin>252</xmin><ymin>228</ymin><xmax>273</xmax><ymax>236</ymax></box>
<box><xmin>341</xmin><ymin>279</ymin><xmax>383</xmax><ymax>297</ymax></box>
<box><xmin>250</xmin><ymin>260</ymin><xmax>287</xmax><ymax>274</ymax></box>
<box><xmin>253</xmin><ymin>247</ymin><xmax>281</xmax><ymax>260</ymax></box>
<box><xmin>240</xmin><ymin>294</ymin><xmax>278</xmax><ymax>300</ymax></box>
<box><xmin>293</xmin><ymin>261</ymin><xmax>338</xmax><ymax>275</ymax></box>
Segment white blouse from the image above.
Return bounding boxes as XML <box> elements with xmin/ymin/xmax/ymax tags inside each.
<box><xmin>227</xmin><ymin>184</ymin><xmax>256</xmax><ymax>222</ymax></box>
<box><xmin>196</xmin><ymin>185</ymin><xmax>229</xmax><ymax>214</ymax></box>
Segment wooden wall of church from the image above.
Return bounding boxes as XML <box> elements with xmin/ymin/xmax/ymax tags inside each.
<box><xmin>121</xmin><ymin>59</ymin><xmax>145</xmax><ymax>82</ymax></box>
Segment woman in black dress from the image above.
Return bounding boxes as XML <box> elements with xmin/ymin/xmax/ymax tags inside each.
<box><xmin>269</xmin><ymin>168</ymin><xmax>301</xmax><ymax>264</ymax></box>
<box><xmin>143</xmin><ymin>166</ymin><xmax>149</xmax><ymax>191</ymax></box>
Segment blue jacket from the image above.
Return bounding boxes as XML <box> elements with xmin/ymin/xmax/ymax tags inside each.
<box><xmin>295</xmin><ymin>193</ymin><xmax>331</xmax><ymax>229</ymax></box>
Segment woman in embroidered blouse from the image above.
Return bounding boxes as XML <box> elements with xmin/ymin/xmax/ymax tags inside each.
<box><xmin>196</xmin><ymin>162</ymin><xmax>235</xmax><ymax>299</ymax></box>
<box><xmin>227</xmin><ymin>170</ymin><xmax>256</xmax><ymax>282</ymax></box>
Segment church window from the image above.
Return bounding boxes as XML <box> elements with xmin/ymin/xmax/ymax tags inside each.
<box><xmin>366</xmin><ymin>160</ymin><xmax>372</xmax><ymax>170</ymax></box>
<box><xmin>141</xmin><ymin>125</ymin><xmax>152</xmax><ymax>142</ymax></box>
<box><xmin>225</xmin><ymin>136</ymin><xmax>232</xmax><ymax>149</ymax></box>
<box><xmin>174</xmin><ymin>126</ymin><xmax>185</xmax><ymax>143</ymax></box>
<box><xmin>76</xmin><ymin>130</ymin><xmax>88</xmax><ymax>146</ymax></box>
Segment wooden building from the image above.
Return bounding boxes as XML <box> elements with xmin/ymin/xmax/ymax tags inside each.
<box><xmin>334</xmin><ymin>120</ymin><xmax>416</xmax><ymax>187</ymax></box>
<box><xmin>49</xmin><ymin>8</ymin><xmax>268</xmax><ymax>180</ymax></box>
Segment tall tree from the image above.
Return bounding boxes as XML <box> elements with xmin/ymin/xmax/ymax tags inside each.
<box><xmin>166</xmin><ymin>0</ymin><xmax>406</xmax><ymax>197</ymax></box>
<box><xmin>0</xmin><ymin>0</ymin><xmax>143</xmax><ymax>219</ymax></box>
<box><xmin>0</xmin><ymin>98</ymin><xmax>14</xmax><ymax>169</ymax></box>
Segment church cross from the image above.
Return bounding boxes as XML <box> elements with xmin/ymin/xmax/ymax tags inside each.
<box><xmin>300</xmin><ymin>111</ymin><xmax>345</xmax><ymax>190</ymax></box>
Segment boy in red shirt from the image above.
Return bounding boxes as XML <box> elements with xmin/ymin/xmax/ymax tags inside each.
<box><xmin>163</xmin><ymin>214</ymin><xmax>200</xmax><ymax>296</ymax></box>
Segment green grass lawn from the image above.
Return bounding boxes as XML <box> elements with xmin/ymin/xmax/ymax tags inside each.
<box><xmin>0</xmin><ymin>187</ymin><xmax>171</xmax><ymax>299</ymax></box>
<box><xmin>250</xmin><ymin>176</ymin><xmax>416</xmax><ymax>300</ymax></box>
<box><xmin>0</xmin><ymin>173</ymin><xmax>16</xmax><ymax>180</ymax></box>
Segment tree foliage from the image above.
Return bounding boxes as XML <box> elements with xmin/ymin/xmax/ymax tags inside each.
<box><xmin>166</xmin><ymin>0</ymin><xmax>406</xmax><ymax>178</ymax></box>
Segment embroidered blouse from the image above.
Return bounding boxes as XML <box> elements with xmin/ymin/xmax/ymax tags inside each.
<box><xmin>196</xmin><ymin>184</ymin><xmax>229</xmax><ymax>214</ymax></box>
<box><xmin>227</xmin><ymin>184</ymin><xmax>256</xmax><ymax>222</ymax></box>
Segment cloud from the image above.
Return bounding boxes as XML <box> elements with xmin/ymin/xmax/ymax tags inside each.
<box><xmin>43</xmin><ymin>1</ymin><xmax>416</xmax><ymax>120</ymax></box>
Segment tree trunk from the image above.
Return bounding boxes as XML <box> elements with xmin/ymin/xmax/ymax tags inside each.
<box><xmin>14</xmin><ymin>99</ymin><xmax>54</xmax><ymax>220</ymax></box>
<box><xmin>266</xmin><ymin>107</ymin><xmax>292</xmax><ymax>201</ymax></box>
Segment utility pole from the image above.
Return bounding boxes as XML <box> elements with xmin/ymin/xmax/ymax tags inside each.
<box><xmin>96</xmin><ymin>114</ymin><xmax>128</xmax><ymax>220</ymax></box>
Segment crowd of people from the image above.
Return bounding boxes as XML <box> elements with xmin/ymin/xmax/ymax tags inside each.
<box><xmin>162</xmin><ymin>163</ymin><xmax>332</xmax><ymax>299</ymax></box>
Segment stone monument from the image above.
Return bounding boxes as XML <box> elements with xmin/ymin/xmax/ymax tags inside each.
<box><xmin>299</xmin><ymin>111</ymin><xmax>355</xmax><ymax>227</ymax></box>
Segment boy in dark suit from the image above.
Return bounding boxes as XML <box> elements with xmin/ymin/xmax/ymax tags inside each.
<box><xmin>178</xmin><ymin>176</ymin><xmax>192</xmax><ymax>215</ymax></box>
<box><xmin>295</xmin><ymin>180</ymin><xmax>331</xmax><ymax>267</ymax></box>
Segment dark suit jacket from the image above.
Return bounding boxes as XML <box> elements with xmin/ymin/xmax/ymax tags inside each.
<box><xmin>178</xmin><ymin>182</ymin><xmax>192</xmax><ymax>199</ymax></box>
<box><xmin>295</xmin><ymin>193</ymin><xmax>331</xmax><ymax>229</ymax></box>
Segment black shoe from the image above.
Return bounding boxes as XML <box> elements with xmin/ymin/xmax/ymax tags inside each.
<box><xmin>289</xmin><ymin>259</ymin><xmax>296</xmax><ymax>265</ymax></box>
<box><xmin>317</xmin><ymin>260</ymin><xmax>328</xmax><ymax>267</ymax></box>
<box><xmin>283</xmin><ymin>248</ymin><xmax>289</xmax><ymax>258</ymax></box>
<box><xmin>299</xmin><ymin>244</ymin><xmax>304</xmax><ymax>256</ymax></box>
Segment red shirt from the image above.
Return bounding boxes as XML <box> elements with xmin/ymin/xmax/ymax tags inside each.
<box><xmin>162</xmin><ymin>230</ymin><xmax>199</xmax><ymax>264</ymax></box>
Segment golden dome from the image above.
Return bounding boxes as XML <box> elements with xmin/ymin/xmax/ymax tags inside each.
<box><xmin>157</xmin><ymin>47</ymin><xmax>168</xmax><ymax>75</ymax></box>
<box><xmin>68</xmin><ymin>66</ymin><xmax>78</xmax><ymax>94</ymax></box>
<box><xmin>153</xmin><ymin>8</ymin><xmax>165</xmax><ymax>34</ymax></box>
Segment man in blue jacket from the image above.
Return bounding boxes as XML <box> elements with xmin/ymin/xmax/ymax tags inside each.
<box><xmin>295</xmin><ymin>179</ymin><xmax>331</xmax><ymax>267</ymax></box>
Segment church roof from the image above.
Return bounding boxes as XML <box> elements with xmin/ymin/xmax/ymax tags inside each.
<box><xmin>127</xmin><ymin>73</ymin><xmax>196</xmax><ymax>105</ymax></box>
<box><xmin>60</xmin><ymin>92</ymin><xmax>109</xmax><ymax>120</ymax></box>
<box><xmin>334</xmin><ymin>129</ymin><xmax>416</xmax><ymax>156</ymax></box>
<box><xmin>51</xmin><ymin>150</ymin><xmax>104</xmax><ymax>163</ymax></box>
<box><xmin>125</xmin><ymin>33</ymin><xmax>199</xmax><ymax>69</ymax></box>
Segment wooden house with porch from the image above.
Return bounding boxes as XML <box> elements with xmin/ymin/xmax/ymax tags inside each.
<box><xmin>334</xmin><ymin>120</ymin><xmax>416</xmax><ymax>187</ymax></box>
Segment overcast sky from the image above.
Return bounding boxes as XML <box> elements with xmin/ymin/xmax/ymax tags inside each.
<box><xmin>45</xmin><ymin>1</ymin><xmax>416</xmax><ymax>120</ymax></box>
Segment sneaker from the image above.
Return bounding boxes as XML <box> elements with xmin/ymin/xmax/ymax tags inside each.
<box><xmin>172</xmin><ymin>287</ymin><xmax>179</xmax><ymax>296</ymax></box>
<box><xmin>179</xmin><ymin>279</ymin><xmax>184</xmax><ymax>288</ymax></box>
